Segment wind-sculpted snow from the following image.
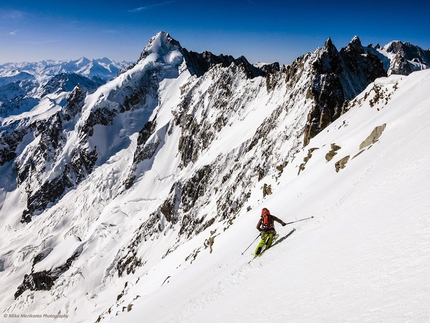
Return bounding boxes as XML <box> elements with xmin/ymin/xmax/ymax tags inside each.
<box><xmin>1</xmin><ymin>32</ymin><xmax>429</xmax><ymax>323</ymax></box>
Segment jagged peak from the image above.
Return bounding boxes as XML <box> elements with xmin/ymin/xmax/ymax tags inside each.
<box><xmin>350</xmin><ymin>35</ymin><xmax>361</xmax><ymax>44</ymax></box>
<box><xmin>344</xmin><ymin>35</ymin><xmax>364</xmax><ymax>54</ymax></box>
<box><xmin>321</xmin><ymin>38</ymin><xmax>340</xmax><ymax>57</ymax></box>
<box><xmin>382</xmin><ymin>40</ymin><xmax>404</xmax><ymax>53</ymax></box>
<box><xmin>324</xmin><ymin>38</ymin><xmax>335</xmax><ymax>49</ymax></box>
<box><xmin>382</xmin><ymin>40</ymin><xmax>425</xmax><ymax>55</ymax></box>
<box><xmin>138</xmin><ymin>31</ymin><xmax>183</xmax><ymax>63</ymax></box>
<box><xmin>181</xmin><ymin>48</ymin><xmax>265</xmax><ymax>78</ymax></box>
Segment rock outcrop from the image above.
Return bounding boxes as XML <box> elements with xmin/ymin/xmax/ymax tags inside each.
<box><xmin>304</xmin><ymin>36</ymin><xmax>386</xmax><ymax>146</ymax></box>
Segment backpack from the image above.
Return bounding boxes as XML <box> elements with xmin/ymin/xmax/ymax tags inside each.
<box><xmin>261</xmin><ymin>208</ymin><xmax>274</xmax><ymax>230</ymax></box>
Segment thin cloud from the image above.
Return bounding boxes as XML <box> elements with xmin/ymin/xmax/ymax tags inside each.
<box><xmin>128</xmin><ymin>1</ymin><xmax>176</xmax><ymax>12</ymax></box>
<box><xmin>19</xmin><ymin>39</ymin><xmax>60</xmax><ymax>45</ymax></box>
<box><xmin>0</xmin><ymin>9</ymin><xmax>27</xmax><ymax>19</ymax></box>
<box><xmin>9</xmin><ymin>30</ymin><xmax>19</xmax><ymax>36</ymax></box>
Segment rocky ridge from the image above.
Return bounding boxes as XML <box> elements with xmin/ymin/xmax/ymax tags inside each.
<box><xmin>366</xmin><ymin>40</ymin><xmax>430</xmax><ymax>75</ymax></box>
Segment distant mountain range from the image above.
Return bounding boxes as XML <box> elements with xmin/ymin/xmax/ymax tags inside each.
<box><xmin>0</xmin><ymin>57</ymin><xmax>131</xmax><ymax>82</ymax></box>
<box><xmin>0</xmin><ymin>58</ymin><xmax>132</xmax><ymax>117</ymax></box>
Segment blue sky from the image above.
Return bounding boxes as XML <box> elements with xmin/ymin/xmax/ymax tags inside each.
<box><xmin>1</xmin><ymin>0</ymin><xmax>429</xmax><ymax>65</ymax></box>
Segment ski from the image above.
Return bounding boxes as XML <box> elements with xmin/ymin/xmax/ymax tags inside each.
<box><xmin>248</xmin><ymin>228</ymin><xmax>296</xmax><ymax>263</ymax></box>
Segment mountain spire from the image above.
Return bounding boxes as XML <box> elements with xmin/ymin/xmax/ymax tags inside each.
<box><xmin>138</xmin><ymin>31</ymin><xmax>183</xmax><ymax>63</ymax></box>
<box><xmin>324</xmin><ymin>37</ymin><xmax>335</xmax><ymax>49</ymax></box>
<box><xmin>347</xmin><ymin>35</ymin><xmax>364</xmax><ymax>54</ymax></box>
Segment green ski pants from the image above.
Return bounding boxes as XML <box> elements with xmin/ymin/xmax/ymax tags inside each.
<box><xmin>254</xmin><ymin>232</ymin><xmax>275</xmax><ymax>257</ymax></box>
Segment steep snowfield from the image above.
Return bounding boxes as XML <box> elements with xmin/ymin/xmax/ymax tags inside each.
<box><xmin>103</xmin><ymin>70</ymin><xmax>430</xmax><ymax>323</ymax></box>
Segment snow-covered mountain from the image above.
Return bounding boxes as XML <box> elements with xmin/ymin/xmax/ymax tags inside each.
<box><xmin>0</xmin><ymin>57</ymin><xmax>130</xmax><ymax>83</ymax></box>
<box><xmin>0</xmin><ymin>32</ymin><xmax>429</xmax><ymax>323</ymax></box>
<box><xmin>366</xmin><ymin>39</ymin><xmax>430</xmax><ymax>75</ymax></box>
<box><xmin>0</xmin><ymin>58</ymin><xmax>132</xmax><ymax>118</ymax></box>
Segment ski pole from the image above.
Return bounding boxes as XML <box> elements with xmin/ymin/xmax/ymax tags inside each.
<box><xmin>284</xmin><ymin>216</ymin><xmax>314</xmax><ymax>226</ymax></box>
<box><xmin>241</xmin><ymin>234</ymin><xmax>260</xmax><ymax>255</ymax></box>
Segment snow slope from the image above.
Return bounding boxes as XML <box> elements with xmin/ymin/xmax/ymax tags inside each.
<box><xmin>103</xmin><ymin>70</ymin><xmax>430</xmax><ymax>323</ymax></box>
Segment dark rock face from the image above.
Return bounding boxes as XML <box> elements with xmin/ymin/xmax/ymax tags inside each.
<box><xmin>15</xmin><ymin>272</ymin><xmax>56</xmax><ymax>298</ymax></box>
<box><xmin>124</xmin><ymin>119</ymin><xmax>158</xmax><ymax>189</ymax></box>
<box><xmin>81</xmin><ymin>106</ymin><xmax>118</xmax><ymax>137</ymax></box>
<box><xmin>40</xmin><ymin>73</ymin><xmax>102</xmax><ymax>97</ymax></box>
<box><xmin>385</xmin><ymin>40</ymin><xmax>430</xmax><ymax>68</ymax></box>
<box><xmin>366</xmin><ymin>40</ymin><xmax>430</xmax><ymax>76</ymax></box>
<box><xmin>116</xmin><ymin>246</ymin><xmax>143</xmax><ymax>277</ymax></box>
<box><xmin>70</xmin><ymin>147</ymin><xmax>98</xmax><ymax>183</ymax></box>
<box><xmin>14</xmin><ymin>245</ymin><xmax>82</xmax><ymax>299</ymax></box>
<box><xmin>304</xmin><ymin>37</ymin><xmax>387</xmax><ymax>145</ymax></box>
<box><xmin>0</xmin><ymin>124</ymin><xmax>29</xmax><ymax>167</ymax></box>
<box><xmin>340</xmin><ymin>37</ymin><xmax>387</xmax><ymax>89</ymax></box>
<box><xmin>177</xmin><ymin>114</ymin><xmax>209</xmax><ymax>167</ymax></box>
<box><xmin>160</xmin><ymin>183</ymin><xmax>181</xmax><ymax>224</ymax></box>
<box><xmin>17</xmin><ymin>111</ymin><xmax>71</xmax><ymax>222</ymax></box>
<box><xmin>22</xmin><ymin>170</ymin><xmax>73</xmax><ymax>223</ymax></box>
<box><xmin>182</xmin><ymin>49</ymin><xmax>266</xmax><ymax>78</ymax></box>
<box><xmin>156</xmin><ymin>165</ymin><xmax>213</xmax><ymax>236</ymax></box>
<box><xmin>63</xmin><ymin>85</ymin><xmax>86</xmax><ymax>121</ymax></box>
<box><xmin>389</xmin><ymin>54</ymin><xmax>413</xmax><ymax>75</ymax></box>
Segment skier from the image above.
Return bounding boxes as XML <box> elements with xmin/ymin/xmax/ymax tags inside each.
<box><xmin>254</xmin><ymin>208</ymin><xmax>286</xmax><ymax>257</ymax></box>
